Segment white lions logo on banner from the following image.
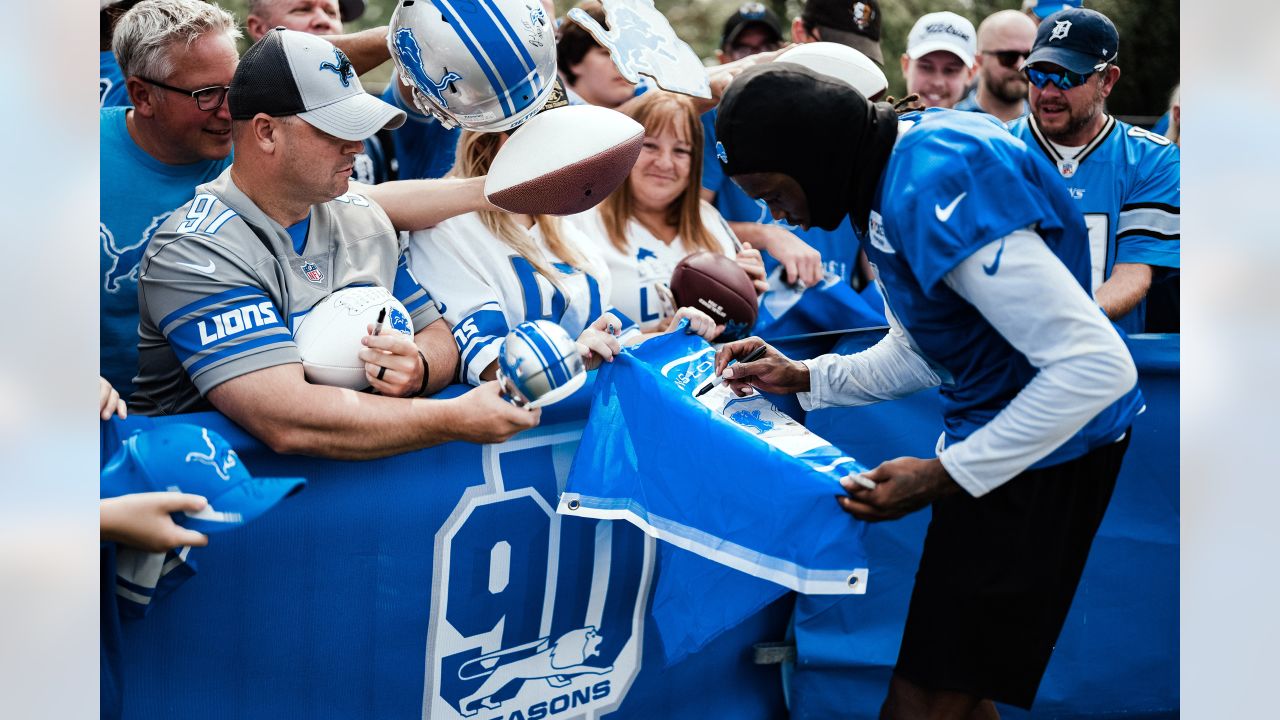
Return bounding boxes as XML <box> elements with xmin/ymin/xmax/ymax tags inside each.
<box><xmin>423</xmin><ymin>425</ymin><xmax>655</xmax><ymax>720</ymax></box>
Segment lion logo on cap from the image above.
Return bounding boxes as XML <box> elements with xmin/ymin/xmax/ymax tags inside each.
<box><xmin>319</xmin><ymin>48</ymin><xmax>355</xmax><ymax>87</ymax></box>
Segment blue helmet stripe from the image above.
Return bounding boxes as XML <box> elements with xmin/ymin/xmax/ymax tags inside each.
<box><xmin>431</xmin><ymin>0</ymin><xmax>534</xmax><ymax>120</ymax></box>
<box><xmin>516</xmin><ymin>324</ymin><xmax>570</xmax><ymax>387</ymax></box>
<box><xmin>478</xmin><ymin>0</ymin><xmax>539</xmax><ymax>94</ymax></box>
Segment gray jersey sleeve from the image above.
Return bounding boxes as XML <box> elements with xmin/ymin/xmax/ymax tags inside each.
<box><xmin>138</xmin><ymin>219</ymin><xmax>300</xmax><ymax>404</ymax></box>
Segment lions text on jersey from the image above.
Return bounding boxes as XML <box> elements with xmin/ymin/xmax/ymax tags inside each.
<box><xmin>864</xmin><ymin>109</ymin><xmax>1141</xmax><ymax>468</ymax></box>
<box><xmin>132</xmin><ymin>169</ymin><xmax>439</xmax><ymax>415</ymax></box>
<box><xmin>567</xmin><ymin>203</ymin><xmax>737</xmax><ymax>333</ymax></box>
<box><xmin>1009</xmin><ymin>113</ymin><xmax>1180</xmax><ymax>334</ymax></box>
<box><xmin>407</xmin><ymin>213</ymin><xmax>636</xmax><ymax>386</ymax></box>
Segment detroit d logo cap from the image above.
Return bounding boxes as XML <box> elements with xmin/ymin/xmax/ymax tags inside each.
<box><xmin>1024</xmin><ymin>8</ymin><xmax>1119</xmax><ymax>74</ymax></box>
<box><xmin>229</xmin><ymin>27</ymin><xmax>406</xmax><ymax>141</ymax></box>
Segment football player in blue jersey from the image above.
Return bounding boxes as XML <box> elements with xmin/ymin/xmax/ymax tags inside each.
<box><xmin>1009</xmin><ymin>7</ymin><xmax>1180</xmax><ymax>334</ymax></box>
<box><xmin>713</xmin><ymin>63</ymin><xmax>1143</xmax><ymax>716</ymax></box>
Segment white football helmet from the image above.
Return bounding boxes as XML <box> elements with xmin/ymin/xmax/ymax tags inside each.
<box><xmin>388</xmin><ymin>0</ymin><xmax>558</xmax><ymax>132</ymax></box>
<box><xmin>497</xmin><ymin>320</ymin><xmax>586</xmax><ymax>408</ymax></box>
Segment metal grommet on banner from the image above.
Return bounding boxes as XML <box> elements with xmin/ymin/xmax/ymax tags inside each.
<box><xmin>847</xmin><ymin>573</ymin><xmax>860</xmax><ymax>589</ymax></box>
<box><xmin>567</xmin><ymin>499</ymin><xmax>581</xmax><ymax>511</ymax></box>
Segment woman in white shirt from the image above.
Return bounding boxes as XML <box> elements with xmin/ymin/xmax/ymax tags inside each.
<box><xmin>406</xmin><ymin>130</ymin><xmax>719</xmax><ymax>386</ymax></box>
<box><xmin>569</xmin><ymin>90</ymin><xmax>766</xmax><ymax>337</ymax></box>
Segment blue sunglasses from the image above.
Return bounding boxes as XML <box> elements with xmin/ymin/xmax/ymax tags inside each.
<box><xmin>1024</xmin><ymin>66</ymin><xmax>1098</xmax><ymax>91</ymax></box>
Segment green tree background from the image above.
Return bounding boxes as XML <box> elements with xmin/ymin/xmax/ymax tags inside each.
<box><xmin>219</xmin><ymin>0</ymin><xmax>1178</xmax><ymax>118</ymax></box>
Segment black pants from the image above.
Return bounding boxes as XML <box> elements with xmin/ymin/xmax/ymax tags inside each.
<box><xmin>894</xmin><ymin>433</ymin><xmax>1131</xmax><ymax>708</ymax></box>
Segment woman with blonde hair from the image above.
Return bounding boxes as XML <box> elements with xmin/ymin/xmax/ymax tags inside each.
<box><xmin>569</xmin><ymin>90</ymin><xmax>767</xmax><ymax>338</ymax></box>
<box><xmin>405</xmin><ymin>129</ymin><xmax>632</xmax><ymax>386</ymax></box>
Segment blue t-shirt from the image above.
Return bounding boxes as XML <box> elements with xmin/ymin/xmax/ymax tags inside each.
<box><xmin>700</xmin><ymin>108</ymin><xmax>880</xmax><ymax>337</ymax></box>
<box><xmin>865</xmin><ymin>109</ymin><xmax>1141</xmax><ymax>468</ymax></box>
<box><xmin>380</xmin><ymin>76</ymin><xmax>461</xmax><ymax>180</ymax></box>
<box><xmin>100</xmin><ymin>107</ymin><xmax>232</xmax><ymax>397</ymax></box>
<box><xmin>100</xmin><ymin>50</ymin><xmax>130</xmax><ymax>108</ymax></box>
<box><xmin>1009</xmin><ymin>114</ymin><xmax>1181</xmax><ymax>334</ymax></box>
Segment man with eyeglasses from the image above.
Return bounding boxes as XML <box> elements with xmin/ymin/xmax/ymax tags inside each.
<box><xmin>1009</xmin><ymin>7</ymin><xmax>1180</xmax><ymax>334</ymax></box>
<box><xmin>955</xmin><ymin>10</ymin><xmax>1037</xmax><ymax>123</ymax></box>
<box><xmin>100</xmin><ymin>0</ymin><xmax>241</xmax><ymax>399</ymax></box>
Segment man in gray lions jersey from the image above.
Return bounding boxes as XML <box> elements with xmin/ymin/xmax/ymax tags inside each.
<box><xmin>133</xmin><ymin>29</ymin><xmax>539</xmax><ymax>456</ymax></box>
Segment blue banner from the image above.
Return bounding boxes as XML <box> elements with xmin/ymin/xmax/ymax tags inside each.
<box><xmin>108</xmin><ymin>393</ymin><xmax>789</xmax><ymax>720</ymax></box>
<box><xmin>106</xmin><ymin>331</ymin><xmax>1177</xmax><ymax>719</ymax></box>
<box><xmin>562</xmin><ymin>330</ymin><xmax>872</xmax><ymax>663</ymax></box>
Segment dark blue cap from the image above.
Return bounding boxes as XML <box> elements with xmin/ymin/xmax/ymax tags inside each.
<box><xmin>101</xmin><ymin>425</ymin><xmax>306</xmax><ymax>534</ymax></box>
<box><xmin>1025</xmin><ymin>7</ymin><xmax>1118</xmax><ymax>75</ymax></box>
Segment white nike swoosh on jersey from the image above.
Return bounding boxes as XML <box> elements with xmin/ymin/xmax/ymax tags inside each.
<box><xmin>176</xmin><ymin>259</ymin><xmax>216</xmax><ymax>274</ymax></box>
<box><xmin>934</xmin><ymin>192</ymin><xmax>968</xmax><ymax>222</ymax></box>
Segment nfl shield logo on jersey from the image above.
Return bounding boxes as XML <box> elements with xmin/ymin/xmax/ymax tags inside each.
<box><xmin>302</xmin><ymin>261</ymin><xmax>324</xmax><ymax>284</ymax></box>
<box><xmin>423</xmin><ymin>433</ymin><xmax>654</xmax><ymax>720</ymax></box>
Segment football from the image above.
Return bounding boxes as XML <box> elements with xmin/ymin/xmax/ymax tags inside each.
<box><xmin>293</xmin><ymin>286</ymin><xmax>414</xmax><ymax>390</ymax></box>
<box><xmin>776</xmin><ymin>42</ymin><xmax>888</xmax><ymax>101</ymax></box>
<box><xmin>485</xmin><ymin>104</ymin><xmax>645</xmax><ymax>216</ymax></box>
<box><xmin>670</xmin><ymin>251</ymin><xmax>758</xmax><ymax>340</ymax></box>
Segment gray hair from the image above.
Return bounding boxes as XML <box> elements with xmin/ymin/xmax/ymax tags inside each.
<box><xmin>113</xmin><ymin>0</ymin><xmax>241</xmax><ymax>81</ymax></box>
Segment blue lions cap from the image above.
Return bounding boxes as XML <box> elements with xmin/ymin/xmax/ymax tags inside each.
<box><xmin>1022</xmin><ymin>0</ymin><xmax>1083</xmax><ymax>20</ymax></box>
<box><xmin>1024</xmin><ymin>7</ymin><xmax>1118</xmax><ymax>75</ymax></box>
<box><xmin>101</xmin><ymin>425</ymin><xmax>306</xmax><ymax>534</ymax></box>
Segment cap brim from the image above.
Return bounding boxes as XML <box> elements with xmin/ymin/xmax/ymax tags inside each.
<box><xmin>812</xmin><ymin>27</ymin><xmax>884</xmax><ymax>66</ymax></box>
<box><xmin>299</xmin><ymin>92</ymin><xmax>407</xmax><ymax>141</ymax></box>
<box><xmin>907</xmin><ymin>41</ymin><xmax>974</xmax><ymax>68</ymax></box>
<box><xmin>177</xmin><ymin>476</ymin><xmax>307</xmax><ymax>534</ymax></box>
<box><xmin>1024</xmin><ymin>46</ymin><xmax>1100</xmax><ymax>74</ymax></box>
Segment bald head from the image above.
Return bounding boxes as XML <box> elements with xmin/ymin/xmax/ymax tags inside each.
<box><xmin>977</xmin><ymin>10</ymin><xmax>1036</xmax><ymax>53</ymax></box>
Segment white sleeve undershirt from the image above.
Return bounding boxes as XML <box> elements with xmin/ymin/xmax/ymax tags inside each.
<box><xmin>799</xmin><ymin>228</ymin><xmax>1138</xmax><ymax>497</ymax></box>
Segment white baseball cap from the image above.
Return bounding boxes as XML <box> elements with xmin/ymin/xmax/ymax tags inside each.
<box><xmin>228</xmin><ymin>28</ymin><xmax>406</xmax><ymax>141</ymax></box>
<box><xmin>905</xmin><ymin>11</ymin><xmax>977</xmax><ymax>68</ymax></box>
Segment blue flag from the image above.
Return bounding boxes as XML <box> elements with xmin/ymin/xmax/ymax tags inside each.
<box><xmin>562</xmin><ymin>329</ymin><xmax>872</xmax><ymax>662</ymax></box>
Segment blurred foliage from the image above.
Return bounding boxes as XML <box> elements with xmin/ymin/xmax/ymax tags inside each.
<box><xmin>215</xmin><ymin>0</ymin><xmax>1177</xmax><ymax>115</ymax></box>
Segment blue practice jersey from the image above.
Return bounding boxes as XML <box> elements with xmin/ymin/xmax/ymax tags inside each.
<box><xmin>100</xmin><ymin>51</ymin><xmax>130</xmax><ymax>108</ymax></box>
<box><xmin>866</xmin><ymin>109</ymin><xmax>1141</xmax><ymax>468</ymax></box>
<box><xmin>1009</xmin><ymin>114</ymin><xmax>1180</xmax><ymax>334</ymax></box>
<box><xmin>380</xmin><ymin>76</ymin><xmax>461</xmax><ymax>180</ymax></box>
<box><xmin>100</xmin><ymin>107</ymin><xmax>231</xmax><ymax>397</ymax></box>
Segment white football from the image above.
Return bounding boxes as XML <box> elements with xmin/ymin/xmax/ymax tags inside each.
<box><xmin>485</xmin><ymin>104</ymin><xmax>645</xmax><ymax>216</ymax></box>
<box><xmin>777</xmin><ymin>42</ymin><xmax>888</xmax><ymax>101</ymax></box>
<box><xmin>293</xmin><ymin>286</ymin><xmax>414</xmax><ymax>390</ymax></box>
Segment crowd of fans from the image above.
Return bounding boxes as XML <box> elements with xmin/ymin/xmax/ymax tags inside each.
<box><xmin>99</xmin><ymin>1</ymin><xmax>1178</xmax><ymax>716</ymax></box>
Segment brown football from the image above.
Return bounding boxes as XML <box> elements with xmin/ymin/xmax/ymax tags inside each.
<box><xmin>485</xmin><ymin>105</ymin><xmax>645</xmax><ymax>216</ymax></box>
<box><xmin>670</xmin><ymin>251</ymin><xmax>758</xmax><ymax>340</ymax></box>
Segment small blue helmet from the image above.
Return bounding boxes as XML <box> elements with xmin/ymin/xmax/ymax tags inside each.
<box><xmin>497</xmin><ymin>320</ymin><xmax>586</xmax><ymax>408</ymax></box>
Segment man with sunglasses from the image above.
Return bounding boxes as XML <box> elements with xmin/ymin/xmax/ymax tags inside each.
<box><xmin>955</xmin><ymin>10</ymin><xmax>1037</xmax><ymax>123</ymax></box>
<box><xmin>1010</xmin><ymin>7</ymin><xmax>1180</xmax><ymax>334</ymax></box>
